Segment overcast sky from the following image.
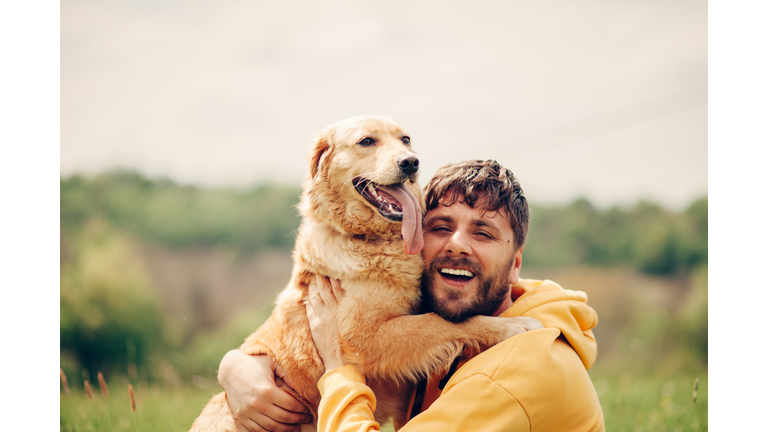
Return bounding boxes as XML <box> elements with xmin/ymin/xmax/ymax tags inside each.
<box><xmin>61</xmin><ymin>0</ymin><xmax>707</xmax><ymax>209</ymax></box>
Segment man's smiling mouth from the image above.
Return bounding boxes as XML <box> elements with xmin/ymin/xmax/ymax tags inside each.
<box><xmin>439</xmin><ymin>268</ymin><xmax>476</xmax><ymax>282</ymax></box>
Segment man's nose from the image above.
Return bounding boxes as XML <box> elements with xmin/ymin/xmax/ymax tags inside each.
<box><xmin>445</xmin><ymin>231</ymin><xmax>471</xmax><ymax>256</ymax></box>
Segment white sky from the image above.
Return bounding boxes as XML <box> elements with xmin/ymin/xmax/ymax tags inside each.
<box><xmin>61</xmin><ymin>0</ymin><xmax>707</xmax><ymax>209</ymax></box>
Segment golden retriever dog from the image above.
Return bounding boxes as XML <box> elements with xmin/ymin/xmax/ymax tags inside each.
<box><xmin>190</xmin><ymin>116</ymin><xmax>540</xmax><ymax>431</ymax></box>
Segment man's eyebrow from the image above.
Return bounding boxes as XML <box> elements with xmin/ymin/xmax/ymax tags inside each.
<box><xmin>425</xmin><ymin>215</ymin><xmax>453</xmax><ymax>225</ymax></box>
<box><xmin>471</xmin><ymin>218</ymin><xmax>502</xmax><ymax>232</ymax></box>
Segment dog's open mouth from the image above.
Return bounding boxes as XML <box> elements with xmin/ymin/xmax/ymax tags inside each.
<box><xmin>352</xmin><ymin>176</ymin><xmax>424</xmax><ymax>255</ymax></box>
<box><xmin>354</xmin><ymin>177</ymin><xmax>406</xmax><ymax>221</ymax></box>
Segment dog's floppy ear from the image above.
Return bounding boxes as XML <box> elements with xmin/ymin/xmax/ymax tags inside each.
<box><xmin>308</xmin><ymin>133</ymin><xmax>331</xmax><ymax>179</ymax></box>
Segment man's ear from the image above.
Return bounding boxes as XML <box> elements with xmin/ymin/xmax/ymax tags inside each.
<box><xmin>308</xmin><ymin>134</ymin><xmax>331</xmax><ymax>180</ymax></box>
<box><xmin>509</xmin><ymin>246</ymin><xmax>523</xmax><ymax>285</ymax></box>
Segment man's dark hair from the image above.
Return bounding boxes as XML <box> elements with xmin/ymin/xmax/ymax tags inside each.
<box><xmin>424</xmin><ymin>160</ymin><xmax>529</xmax><ymax>250</ymax></box>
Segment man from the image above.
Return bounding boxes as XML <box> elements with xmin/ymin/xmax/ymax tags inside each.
<box><xmin>218</xmin><ymin>160</ymin><xmax>604</xmax><ymax>432</ymax></box>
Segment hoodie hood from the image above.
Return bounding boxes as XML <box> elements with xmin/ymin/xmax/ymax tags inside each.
<box><xmin>500</xmin><ymin>279</ymin><xmax>599</xmax><ymax>370</ymax></box>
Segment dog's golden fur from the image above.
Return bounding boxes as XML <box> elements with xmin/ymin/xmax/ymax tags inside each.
<box><xmin>190</xmin><ymin>116</ymin><xmax>539</xmax><ymax>432</ymax></box>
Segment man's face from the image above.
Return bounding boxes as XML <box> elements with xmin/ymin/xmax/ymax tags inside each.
<box><xmin>420</xmin><ymin>194</ymin><xmax>522</xmax><ymax>323</ymax></box>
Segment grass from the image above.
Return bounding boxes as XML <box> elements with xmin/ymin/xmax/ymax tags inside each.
<box><xmin>590</xmin><ymin>368</ymin><xmax>708</xmax><ymax>432</ymax></box>
<box><xmin>61</xmin><ymin>368</ymin><xmax>707</xmax><ymax>431</ymax></box>
<box><xmin>60</xmin><ymin>377</ymin><xmax>221</xmax><ymax>432</ymax></box>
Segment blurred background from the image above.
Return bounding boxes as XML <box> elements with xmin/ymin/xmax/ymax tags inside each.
<box><xmin>60</xmin><ymin>0</ymin><xmax>707</xmax><ymax>430</ymax></box>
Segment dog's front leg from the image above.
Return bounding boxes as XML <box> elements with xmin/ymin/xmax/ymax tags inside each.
<box><xmin>341</xmin><ymin>311</ymin><xmax>541</xmax><ymax>384</ymax></box>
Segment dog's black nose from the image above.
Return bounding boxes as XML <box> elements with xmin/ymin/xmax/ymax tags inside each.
<box><xmin>398</xmin><ymin>155</ymin><xmax>420</xmax><ymax>175</ymax></box>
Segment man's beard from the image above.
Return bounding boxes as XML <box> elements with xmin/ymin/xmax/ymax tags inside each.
<box><xmin>420</xmin><ymin>255</ymin><xmax>514</xmax><ymax>323</ymax></box>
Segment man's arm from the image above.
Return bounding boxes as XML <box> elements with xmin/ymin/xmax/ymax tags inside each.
<box><xmin>218</xmin><ymin>349</ymin><xmax>313</xmax><ymax>432</ymax></box>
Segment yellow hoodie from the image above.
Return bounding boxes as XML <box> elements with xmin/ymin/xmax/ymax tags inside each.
<box><xmin>316</xmin><ymin>279</ymin><xmax>605</xmax><ymax>432</ymax></box>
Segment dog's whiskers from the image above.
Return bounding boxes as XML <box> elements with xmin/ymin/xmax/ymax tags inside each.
<box><xmin>342</xmin><ymin>170</ymin><xmax>384</xmax><ymax>189</ymax></box>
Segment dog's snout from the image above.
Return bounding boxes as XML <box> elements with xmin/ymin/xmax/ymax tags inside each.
<box><xmin>398</xmin><ymin>155</ymin><xmax>420</xmax><ymax>175</ymax></box>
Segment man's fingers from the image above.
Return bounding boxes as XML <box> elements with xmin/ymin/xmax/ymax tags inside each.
<box><xmin>307</xmin><ymin>277</ymin><xmax>320</xmax><ymax>304</ymax></box>
<box><xmin>329</xmin><ymin>278</ymin><xmax>345</xmax><ymax>301</ymax></box>
<box><xmin>248</xmin><ymin>413</ymin><xmax>304</xmax><ymax>432</ymax></box>
<box><xmin>234</xmin><ymin>418</ymin><xmax>253</xmax><ymax>432</ymax></box>
<box><xmin>309</xmin><ymin>275</ymin><xmax>343</xmax><ymax>306</ymax></box>
<box><xmin>308</xmin><ymin>277</ymin><xmax>326</xmax><ymax>310</ymax></box>
<box><xmin>264</xmin><ymin>403</ymin><xmax>314</xmax><ymax>425</ymax></box>
<box><xmin>271</xmin><ymin>380</ymin><xmax>312</xmax><ymax>416</ymax></box>
<box><xmin>274</xmin><ymin>361</ymin><xmax>303</xmax><ymax>402</ymax></box>
<box><xmin>306</xmin><ymin>296</ymin><xmax>320</xmax><ymax>330</ymax></box>
<box><xmin>307</xmin><ymin>283</ymin><xmax>322</xmax><ymax>322</ymax></box>
<box><xmin>314</xmin><ymin>274</ymin><xmax>334</xmax><ymax>306</ymax></box>
<box><xmin>235</xmin><ymin>394</ymin><xmax>311</xmax><ymax>432</ymax></box>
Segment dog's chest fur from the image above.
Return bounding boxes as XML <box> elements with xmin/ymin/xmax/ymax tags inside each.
<box><xmin>295</xmin><ymin>219</ymin><xmax>424</xmax><ymax>301</ymax></box>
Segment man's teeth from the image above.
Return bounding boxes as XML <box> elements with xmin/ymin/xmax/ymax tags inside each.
<box><xmin>440</xmin><ymin>268</ymin><xmax>475</xmax><ymax>278</ymax></box>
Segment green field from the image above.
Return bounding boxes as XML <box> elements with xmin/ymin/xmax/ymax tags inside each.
<box><xmin>60</xmin><ymin>367</ymin><xmax>707</xmax><ymax>431</ymax></box>
<box><xmin>60</xmin><ymin>378</ymin><xmax>219</xmax><ymax>432</ymax></box>
<box><xmin>591</xmin><ymin>369</ymin><xmax>707</xmax><ymax>432</ymax></box>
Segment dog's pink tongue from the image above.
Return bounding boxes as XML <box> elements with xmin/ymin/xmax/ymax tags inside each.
<box><xmin>380</xmin><ymin>183</ymin><xmax>424</xmax><ymax>255</ymax></box>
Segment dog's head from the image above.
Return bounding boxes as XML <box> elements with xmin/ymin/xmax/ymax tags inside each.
<box><xmin>301</xmin><ymin>115</ymin><xmax>424</xmax><ymax>255</ymax></box>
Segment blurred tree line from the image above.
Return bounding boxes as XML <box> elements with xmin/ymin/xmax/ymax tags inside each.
<box><xmin>61</xmin><ymin>171</ymin><xmax>707</xmax><ymax>275</ymax></box>
<box><xmin>525</xmin><ymin>197</ymin><xmax>707</xmax><ymax>275</ymax></box>
<box><xmin>60</xmin><ymin>171</ymin><xmax>707</xmax><ymax>381</ymax></box>
<box><xmin>61</xmin><ymin>171</ymin><xmax>302</xmax><ymax>252</ymax></box>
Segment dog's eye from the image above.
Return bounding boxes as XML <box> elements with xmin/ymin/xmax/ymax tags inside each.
<box><xmin>401</xmin><ymin>136</ymin><xmax>411</xmax><ymax>145</ymax></box>
<box><xmin>358</xmin><ymin>137</ymin><xmax>375</xmax><ymax>147</ymax></box>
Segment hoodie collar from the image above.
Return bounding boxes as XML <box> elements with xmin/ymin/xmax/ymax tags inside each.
<box><xmin>500</xmin><ymin>278</ymin><xmax>599</xmax><ymax>370</ymax></box>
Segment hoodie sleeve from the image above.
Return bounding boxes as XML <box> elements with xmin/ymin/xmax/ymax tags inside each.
<box><xmin>317</xmin><ymin>367</ymin><xmax>532</xmax><ymax>432</ymax></box>
<box><xmin>317</xmin><ymin>366</ymin><xmax>381</xmax><ymax>432</ymax></box>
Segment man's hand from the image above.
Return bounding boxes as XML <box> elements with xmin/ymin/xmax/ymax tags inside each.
<box><xmin>218</xmin><ymin>350</ymin><xmax>313</xmax><ymax>432</ymax></box>
<box><xmin>306</xmin><ymin>275</ymin><xmax>346</xmax><ymax>372</ymax></box>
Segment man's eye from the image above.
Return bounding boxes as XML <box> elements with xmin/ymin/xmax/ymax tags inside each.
<box><xmin>475</xmin><ymin>231</ymin><xmax>492</xmax><ymax>239</ymax></box>
<box><xmin>401</xmin><ymin>136</ymin><xmax>411</xmax><ymax>145</ymax></box>
<box><xmin>358</xmin><ymin>137</ymin><xmax>375</xmax><ymax>146</ymax></box>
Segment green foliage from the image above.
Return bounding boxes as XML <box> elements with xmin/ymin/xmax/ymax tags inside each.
<box><xmin>525</xmin><ymin>197</ymin><xmax>708</xmax><ymax>276</ymax></box>
<box><xmin>60</xmin><ymin>171</ymin><xmax>302</xmax><ymax>381</ymax></box>
<box><xmin>592</xmin><ymin>265</ymin><xmax>708</xmax><ymax>375</ymax></box>
<box><xmin>681</xmin><ymin>197</ymin><xmax>708</xmax><ymax>268</ymax></box>
<box><xmin>176</xmin><ymin>307</ymin><xmax>274</xmax><ymax>378</ymax></box>
<box><xmin>677</xmin><ymin>265</ymin><xmax>708</xmax><ymax>362</ymax></box>
<box><xmin>61</xmin><ymin>171</ymin><xmax>302</xmax><ymax>252</ymax></box>
<box><xmin>60</xmin><ymin>219</ymin><xmax>165</xmax><ymax>379</ymax></box>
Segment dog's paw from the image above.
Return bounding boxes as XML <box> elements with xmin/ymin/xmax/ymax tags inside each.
<box><xmin>500</xmin><ymin>316</ymin><xmax>543</xmax><ymax>339</ymax></box>
<box><xmin>517</xmin><ymin>316</ymin><xmax>544</xmax><ymax>331</ymax></box>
